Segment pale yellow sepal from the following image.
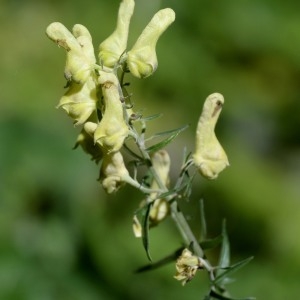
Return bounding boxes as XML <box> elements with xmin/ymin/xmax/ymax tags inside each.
<box><xmin>46</xmin><ymin>22</ymin><xmax>96</xmax><ymax>83</ymax></box>
<box><xmin>57</xmin><ymin>76</ymin><xmax>98</xmax><ymax>126</ymax></box>
<box><xmin>94</xmin><ymin>71</ymin><xmax>129</xmax><ymax>153</ymax></box>
<box><xmin>192</xmin><ymin>93</ymin><xmax>229</xmax><ymax>179</ymax></box>
<box><xmin>100</xmin><ymin>151</ymin><xmax>130</xmax><ymax>194</ymax></box>
<box><xmin>99</xmin><ymin>0</ymin><xmax>135</xmax><ymax>68</ymax></box>
<box><xmin>127</xmin><ymin>8</ymin><xmax>175</xmax><ymax>78</ymax></box>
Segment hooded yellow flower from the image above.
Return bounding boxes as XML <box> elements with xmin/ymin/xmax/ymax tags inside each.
<box><xmin>94</xmin><ymin>71</ymin><xmax>129</xmax><ymax>153</ymax></box>
<box><xmin>99</xmin><ymin>0</ymin><xmax>135</xmax><ymax>68</ymax></box>
<box><xmin>192</xmin><ymin>93</ymin><xmax>229</xmax><ymax>179</ymax></box>
<box><xmin>127</xmin><ymin>8</ymin><xmax>175</xmax><ymax>78</ymax></box>
<box><xmin>46</xmin><ymin>22</ymin><xmax>96</xmax><ymax>84</ymax></box>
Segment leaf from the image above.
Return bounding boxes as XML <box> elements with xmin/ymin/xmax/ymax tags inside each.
<box><xmin>135</xmin><ymin>247</ymin><xmax>184</xmax><ymax>273</ymax></box>
<box><xmin>200</xmin><ymin>235</ymin><xmax>223</xmax><ymax>250</ymax></box>
<box><xmin>146</xmin><ymin>124</ymin><xmax>189</xmax><ymax>153</ymax></box>
<box><xmin>181</xmin><ymin>171</ymin><xmax>195</xmax><ymax>199</ymax></box>
<box><xmin>213</xmin><ymin>256</ymin><xmax>254</xmax><ymax>285</ymax></box>
<box><xmin>217</xmin><ymin>220</ymin><xmax>230</xmax><ymax>274</ymax></box>
<box><xmin>209</xmin><ymin>289</ymin><xmax>256</xmax><ymax>300</ymax></box>
<box><xmin>136</xmin><ymin>234</ymin><xmax>223</xmax><ymax>273</ymax></box>
<box><xmin>151</xmin><ymin>124</ymin><xmax>189</xmax><ymax>138</ymax></box>
<box><xmin>134</xmin><ymin>203</ymin><xmax>153</xmax><ymax>262</ymax></box>
<box><xmin>199</xmin><ymin>199</ymin><xmax>207</xmax><ymax>241</ymax></box>
<box><xmin>140</xmin><ymin>113</ymin><xmax>163</xmax><ymax>122</ymax></box>
<box><xmin>142</xmin><ymin>205</ymin><xmax>152</xmax><ymax>261</ymax></box>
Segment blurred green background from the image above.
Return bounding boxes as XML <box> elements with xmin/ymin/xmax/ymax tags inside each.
<box><xmin>1</xmin><ymin>0</ymin><xmax>300</xmax><ymax>299</ymax></box>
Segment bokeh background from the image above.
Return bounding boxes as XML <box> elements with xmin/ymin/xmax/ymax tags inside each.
<box><xmin>1</xmin><ymin>0</ymin><xmax>300</xmax><ymax>299</ymax></box>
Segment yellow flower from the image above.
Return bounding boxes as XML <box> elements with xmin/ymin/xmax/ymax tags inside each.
<box><xmin>46</xmin><ymin>22</ymin><xmax>96</xmax><ymax>83</ymax></box>
<box><xmin>57</xmin><ymin>76</ymin><xmax>98</xmax><ymax>126</ymax></box>
<box><xmin>127</xmin><ymin>8</ymin><xmax>175</xmax><ymax>78</ymax></box>
<box><xmin>100</xmin><ymin>151</ymin><xmax>130</xmax><ymax>194</ymax></box>
<box><xmin>99</xmin><ymin>0</ymin><xmax>135</xmax><ymax>68</ymax></box>
<box><xmin>174</xmin><ymin>248</ymin><xmax>202</xmax><ymax>286</ymax></box>
<box><xmin>192</xmin><ymin>93</ymin><xmax>229</xmax><ymax>179</ymax></box>
<box><xmin>94</xmin><ymin>71</ymin><xmax>129</xmax><ymax>153</ymax></box>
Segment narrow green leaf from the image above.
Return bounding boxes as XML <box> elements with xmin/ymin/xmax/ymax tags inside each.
<box><xmin>181</xmin><ymin>171</ymin><xmax>195</xmax><ymax>199</ymax></box>
<box><xmin>134</xmin><ymin>204</ymin><xmax>153</xmax><ymax>261</ymax></box>
<box><xmin>213</xmin><ymin>256</ymin><xmax>254</xmax><ymax>285</ymax></box>
<box><xmin>151</xmin><ymin>124</ymin><xmax>189</xmax><ymax>138</ymax></box>
<box><xmin>140</xmin><ymin>113</ymin><xmax>163</xmax><ymax>122</ymax></box>
<box><xmin>218</xmin><ymin>220</ymin><xmax>230</xmax><ymax>270</ymax></box>
<box><xmin>146</xmin><ymin>124</ymin><xmax>189</xmax><ymax>153</ymax></box>
<box><xmin>209</xmin><ymin>289</ymin><xmax>255</xmax><ymax>300</ymax></box>
<box><xmin>135</xmin><ymin>234</ymin><xmax>226</xmax><ymax>273</ymax></box>
<box><xmin>136</xmin><ymin>234</ymin><xmax>223</xmax><ymax>273</ymax></box>
<box><xmin>199</xmin><ymin>199</ymin><xmax>207</xmax><ymax>241</ymax></box>
<box><xmin>135</xmin><ymin>247</ymin><xmax>184</xmax><ymax>273</ymax></box>
<box><xmin>200</xmin><ymin>235</ymin><xmax>222</xmax><ymax>250</ymax></box>
<box><xmin>141</xmin><ymin>203</ymin><xmax>153</xmax><ymax>262</ymax></box>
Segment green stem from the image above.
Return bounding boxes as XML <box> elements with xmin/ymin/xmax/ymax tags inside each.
<box><xmin>170</xmin><ymin>201</ymin><xmax>204</xmax><ymax>257</ymax></box>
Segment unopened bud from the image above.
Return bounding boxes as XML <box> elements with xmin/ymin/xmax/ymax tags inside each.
<box><xmin>174</xmin><ymin>248</ymin><xmax>201</xmax><ymax>286</ymax></box>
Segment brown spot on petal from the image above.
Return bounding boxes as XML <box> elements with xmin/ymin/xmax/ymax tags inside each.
<box><xmin>102</xmin><ymin>81</ymin><xmax>114</xmax><ymax>89</ymax></box>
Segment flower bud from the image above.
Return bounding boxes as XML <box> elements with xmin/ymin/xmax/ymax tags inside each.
<box><xmin>57</xmin><ymin>76</ymin><xmax>98</xmax><ymax>126</ymax></box>
<box><xmin>46</xmin><ymin>22</ymin><xmax>96</xmax><ymax>83</ymax></box>
<box><xmin>100</xmin><ymin>151</ymin><xmax>130</xmax><ymax>193</ymax></box>
<box><xmin>99</xmin><ymin>0</ymin><xmax>135</xmax><ymax>68</ymax></box>
<box><xmin>94</xmin><ymin>71</ymin><xmax>129</xmax><ymax>152</ymax></box>
<box><xmin>127</xmin><ymin>8</ymin><xmax>175</xmax><ymax>78</ymax></box>
<box><xmin>192</xmin><ymin>93</ymin><xmax>229</xmax><ymax>179</ymax></box>
<box><xmin>174</xmin><ymin>248</ymin><xmax>201</xmax><ymax>286</ymax></box>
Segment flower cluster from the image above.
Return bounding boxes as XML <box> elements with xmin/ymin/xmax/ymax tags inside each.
<box><xmin>46</xmin><ymin>0</ymin><xmax>175</xmax><ymax>193</ymax></box>
<box><xmin>46</xmin><ymin>0</ymin><xmax>233</xmax><ymax>292</ymax></box>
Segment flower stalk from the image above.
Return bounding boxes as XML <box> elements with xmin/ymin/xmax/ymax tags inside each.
<box><xmin>46</xmin><ymin>1</ymin><xmax>253</xmax><ymax>299</ymax></box>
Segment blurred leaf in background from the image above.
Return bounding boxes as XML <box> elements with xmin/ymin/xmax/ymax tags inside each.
<box><xmin>1</xmin><ymin>0</ymin><xmax>300</xmax><ymax>299</ymax></box>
